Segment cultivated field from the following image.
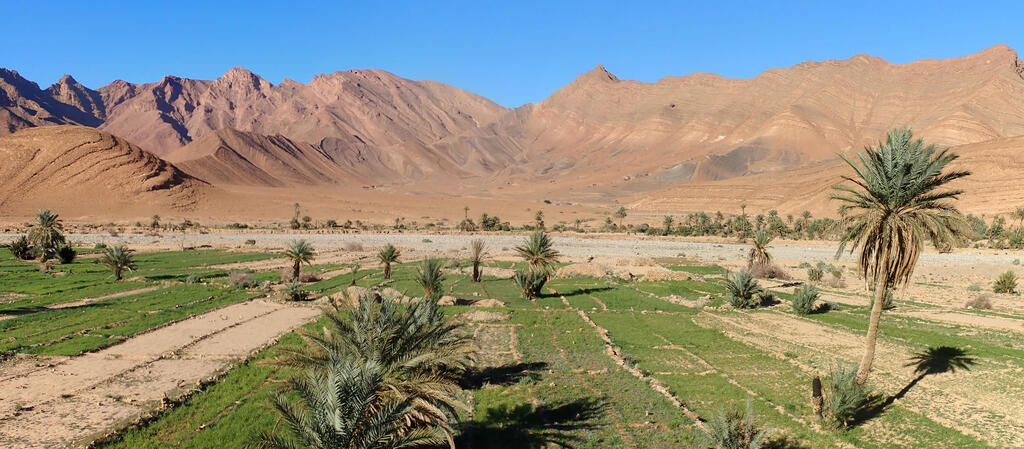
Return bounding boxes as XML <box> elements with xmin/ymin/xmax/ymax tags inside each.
<box><xmin>1</xmin><ymin>235</ymin><xmax>1023</xmax><ymax>448</ymax></box>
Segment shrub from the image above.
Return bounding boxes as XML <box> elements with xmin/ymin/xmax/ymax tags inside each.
<box><xmin>94</xmin><ymin>242</ymin><xmax>107</xmax><ymax>250</ymax></box>
<box><xmin>55</xmin><ymin>244</ymin><xmax>76</xmax><ymax>264</ymax></box>
<box><xmin>756</xmin><ymin>290</ymin><xmax>775</xmax><ymax>306</ymax></box>
<box><xmin>244</xmin><ymin>239</ymin><xmax>257</xmax><ymax>246</ymax></box>
<box><xmin>807</xmin><ymin>266</ymin><xmax>824</xmax><ymax>283</ymax></box>
<box><xmin>749</xmin><ymin>262</ymin><xmax>788</xmax><ymax>280</ymax></box>
<box><xmin>993</xmin><ymin>270</ymin><xmax>1018</xmax><ymax>294</ymax></box>
<box><xmin>967</xmin><ymin>283</ymin><xmax>981</xmax><ymax>292</ymax></box>
<box><xmin>185</xmin><ymin>274</ymin><xmax>202</xmax><ymax>284</ymax></box>
<box><xmin>343</xmin><ymin>241</ymin><xmax>364</xmax><ymax>252</ymax></box>
<box><xmin>723</xmin><ymin>270</ymin><xmax>764</xmax><ymax>309</ymax></box>
<box><xmin>10</xmin><ymin>236</ymin><xmax>32</xmax><ymax>260</ymax></box>
<box><xmin>699</xmin><ymin>399</ymin><xmax>771</xmax><ymax>449</ymax></box>
<box><xmin>824</xmin><ymin>364</ymin><xmax>873</xmax><ymax>429</ymax></box>
<box><xmin>513</xmin><ymin>269</ymin><xmax>548</xmax><ymax>300</ymax></box>
<box><xmin>965</xmin><ymin>294</ymin><xmax>993</xmax><ymax>310</ymax></box>
<box><xmin>283</xmin><ymin>279</ymin><xmax>310</xmax><ymax>301</ymax></box>
<box><xmin>229</xmin><ymin>271</ymin><xmax>256</xmax><ymax>289</ymax></box>
<box><xmin>791</xmin><ymin>284</ymin><xmax>820</xmax><ymax>315</ymax></box>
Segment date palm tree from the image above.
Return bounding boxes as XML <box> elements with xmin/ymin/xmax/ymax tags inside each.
<box><xmin>415</xmin><ymin>258</ymin><xmax>445</xmax><ymax>301</ymax></box>
<box><xmin>832</xmin><ymin>127</ymin><xmax>970</xmax><ymax>385</ymax></box>
<box><xmin>28</xmin><ymin>209</ymin><xmax>66</xmax><ymax>259</ymax></box>
<box><xmin>274</xmin><ymin>293</ymin><xmax>473</xmax><ymax>447</ymax></box>
<box><xmin>100</xmin><ymin>245</ymin><xmax>137</xmax><ymax>281</ymax></box>
<box><xmin>514</xmin><ymin>230</ymin><xmax>560</xmax><ymax>274</ymax></box>
<box><xmin>746</xmin><ymin>229</ymin><xmax>773</xmax><ymax>270</ymax></box>
<box><xmin>284</xmin><ymin>239</ymin><xmax>316</xmax><ymax>280</ymax></box>
<box><xmin>254</xmin><ymin>358</ymin><xmax>447</xmax><ymax>449</ymax></box>
<box><xmin>377</xmin><ymin>244</ymin><xmax>400</xmax><ymax>280</ymax></box>
<box><xmin>470</xmin><ymin>239</ymin><xmax>486</xmax><ymax>282</ymax></box>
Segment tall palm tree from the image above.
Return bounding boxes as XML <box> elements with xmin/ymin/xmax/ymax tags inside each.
<box><xmin>663</xmin><ymin>216</ymin><xmax>674</xmax><ymax>235</ymax></box>
<box><xmin>254</xmin><ymin>358</ymin><xmax>447</xmax><ymax>449</ymax></box>
<box><xmin>832</xmin><ymin>127</ymin><xmax>970</xmax><ymax>385</ymax></box>
<box><xmin>470</xmin><ymin>239</ymin><xmax>486</xmax><ymax>282</ymax></box>
<box><xmin>747</xmin><ymin>229</ymin><xmax>773</xmax><ymax>270</ymax></box>
<box><xmin>28</xmin><ymin>209</ymin><xmax>65</xmax><ymax>258</ymax></box>
<box><xmin>614</xmin><ymin>207</ymin><xmax>627</xmax><ymax>228</ymax></box>
<box><xmin>284</xmin><ymin>239</ymin><xmax>316</xmax><ymax>280</ymax></box>
<box><xmin>415</xmin><ymin>258</ymin><xmax>446</xmax><ymax>300</ymax></box>
<box><xmin>100</xmin><ymin>245</ymin><xmax>137</xmax><ymax>281</ymax></box>
<box><xmin>514</xmin><ymin>230</ymin><xmax>560</xmax><ymax>274</ymax></box>
<box><xmin>377</xmin><ymin>244</ymin><xmax>400</xmax><ymax>280</ymax></box>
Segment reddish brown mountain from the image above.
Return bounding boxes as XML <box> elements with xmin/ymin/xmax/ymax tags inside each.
<box><xmin>0</xmin><ymin>126</ymin><xmax>207</xmax><ymax>215</ymax></box>
<box><xmin>4</xmin><ymin>45</ymin><xmax>1024</xmax><ymax>219</ymax></box>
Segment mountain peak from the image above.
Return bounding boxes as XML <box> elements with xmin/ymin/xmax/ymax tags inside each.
<box><xmin>580</xmin><ymin>64</ymin><xmax>619</xmax><ymax>83</ymax></box>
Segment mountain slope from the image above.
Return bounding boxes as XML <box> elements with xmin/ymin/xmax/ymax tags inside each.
<box><xmin>0</xmin><ymin>126</ymin><xmax>207</xmax><ymax>214</ymax></box>
<box><xmin>492</xmin><ymin>44</ymin><xmax>1024</xmax><ymax>189</ymax></box>
<box><xmin>631</xmin><ymin>136</ymin><xmax>1024</xmax><ymax>216</ymax></box>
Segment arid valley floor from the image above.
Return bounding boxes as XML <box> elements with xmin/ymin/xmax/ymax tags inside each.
<box><xmin>2</xmin><ymin>231</ymin><xmax>1023</xmax><ymax>448</ymax></box>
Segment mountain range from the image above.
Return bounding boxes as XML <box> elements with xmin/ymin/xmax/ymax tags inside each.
<box><xmin>3</xmin><ymin>44</ymin><xmax>1024</xmax><ymax>221</ymax></box>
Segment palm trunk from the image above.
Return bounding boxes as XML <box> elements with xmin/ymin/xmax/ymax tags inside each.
<box><xmin>384</xmin><ymin>263</ymin><xmax>391</xmax><ymax>280</ymax></box>
<box><xmin>114</xmin><ymin>268</ymin><xmax>122</xmax><ymax>281</ymax></box>
<box><xmin>472</xmin><ymin>260</ymin><xmax>481</xmax><ymax>282</ymax></box>
<box><xmin>857</xmin><ymin>269</ymin><xmax>890</xmax><ymax>385</ymax></box>
<box><xmin>292</xmin><ymin>261</ymin><xmax>300</xmax><ymax>280</ymax></box>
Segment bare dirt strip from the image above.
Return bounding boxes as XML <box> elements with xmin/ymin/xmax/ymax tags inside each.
<box><xmin>695</xmin><ymin>310</ymin><xmax>1024</xmax><ymax>448</ymax></box>
<box><xmin>0</xmin><ymin>299</ymin><xmax>321</xmax><ymax>449</ymax></box>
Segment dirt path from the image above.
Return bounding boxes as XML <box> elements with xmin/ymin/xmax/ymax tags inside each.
<box><xmin>0</xmin><ymin>299</ymin><xmax>321</xmax><ymax>449</ymax></box>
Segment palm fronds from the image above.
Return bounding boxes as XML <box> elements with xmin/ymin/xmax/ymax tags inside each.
<box><xmin>100</xmin><ymin>245</ymin><xmax>136</xmax><ymax>281</ymax></box>
<box><xmin>377</xmin><ymin>244</ymin><xmax>401</xmax><ymax>279</ymax></box>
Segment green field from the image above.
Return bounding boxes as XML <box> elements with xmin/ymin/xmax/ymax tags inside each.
<box><xmin>39</xmin><ymin>252</ymin><xmax>1007</xmax><ymax>449</ymax></box>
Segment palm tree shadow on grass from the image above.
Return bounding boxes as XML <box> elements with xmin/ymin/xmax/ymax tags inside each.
<box><xmin>461</xmin><ymin>362</ymin><xmax>548</xmax><ymax>389</ymax></box>
<box><xmin>456</xmin><ymin>397</ymin><xmax>606</xmax><ymax>449</ymax></box>
<box><xmin>854</xmin><ymin>346</ymin><xmax>976</xmax><ymax>425</ymax></box>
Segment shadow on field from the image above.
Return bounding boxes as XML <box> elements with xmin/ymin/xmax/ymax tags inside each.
<box><xmin>546</xmin><ymin>286</ymin><xmax>615</xmax><ymax>299</ymax></box>
<box><xmin>764</xmin><ymin>436</ymin><xmax>813</xmax><ymax>449</ymax></box>
<box><xmin>456</xmin><ymin>397</ymin><xmax>606</xmax><ymax>449</ymax></box>
<box><xmin>854</xmin><ymin>346</ymin><xmax>976</xmax><ymax>426</ymax></box>
<box><xmin>462</xmin><ymin>362</ymin><xmax>548</xmax><ymax>388</ymax></box>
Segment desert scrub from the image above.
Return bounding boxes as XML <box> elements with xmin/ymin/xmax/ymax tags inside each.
<box><xmin>723</xmin><ymin>270</ymin><xmax>763</xmax><ymax>309</ymax></box>
<box><xmin>229</xmin><ymin>271</ymin><xmax>256</xmax><ymax>289</ymax></box>
<box><xmin>807</xmin><ymin>266</ymin><xmax>824</xmax><ymax>283</ymax></box>
<box><xmin>791</xmin><ymin>284</ymin><xmax>820</xmax><ymax>315</ymax></box>
<box><xmin>185</xmin><ymin>274</ymin><xmax>202</xmax><ymax>284</ymax></box>
<box><xmin>965</xmin><ymin>294</ymin><xmax>993</xmax><ymax>310</ymax></box>
<box><xmin>993</xmin><ymin>270</ymin><xmax>1018</xmax><ymax>294</ymax></box>
<box><xmin>283</xmin><ymin>279</ymin><xmax>310</xmax><ymax>301</ymax></box>
<box><xmin>699</xmin><ymin>399</ymin><xmax>771</xmax><ymax>449</ymax></box>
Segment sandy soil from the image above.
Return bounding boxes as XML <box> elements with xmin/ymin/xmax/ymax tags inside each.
<box><xmin>0</xmin><ymin>299</ymin><xmax>320</xmax><ymax>448</ymax></box>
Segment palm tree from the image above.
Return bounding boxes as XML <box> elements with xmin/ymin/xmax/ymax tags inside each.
<box><xmin>470</xmin><ymin>239</ymin><xmax>486</xmax><ymax>282</ymax></box>
<box><xmin>514</xmin><ymin>230</ymin><xmax>561</xmax><ymax>274</ymax></box>
<box><xmin>747</xmin><ymin>229</ymin><xmax>773</xmax><ymax>270</ymax></box>
<box><xmin>377</xmin><ymin>244</ymin><xmax>400</xmax><ymax>280</ymax></box>
<box><xmin>614</xmin><ymin>207</ymin><xmax>628</xmax><ymax>228</ymax></box>
<box><xmin>284</xmin><ymin>239</ymin><xmax>315</xmax><ymax>280</ymax></box>
<box><xmin>663</xmin><ymin>216</ymin><xmax>674</xmax><ymax>234</ymax></box>
<box><xmin>100</xmin><ymin>245</ymin><xmax>137</xmax><ymax>281</ymax></box>
<box><xmin>832</xmin><ymin>127</ymin><xmax>971</xmax><ymax>385</ymax></box>
<box><xmin>254</xmin><ymin>358</ymin><xmax>447</xmax><ymax>449</ymax></box>
<box><xmin>1014</xmin><ymin>207</ymin><xmax>1024</xmax><ymax>229</ymax></box>
<box><xmin>274</xmin><ymin>294</ymin><xmax>473</xmax><ymax>445</ymax></box>
<box><xmin>28</xmin><ymin>209</ymin><xmax>65</xmax><ymax>259</ymax></box>
<box><xmin>415</xmin><ymin>258</ymin><xmax>446</xmax><ymax>300</ymax></box>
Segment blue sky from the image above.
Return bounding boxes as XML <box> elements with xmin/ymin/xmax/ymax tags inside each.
<box><xmin>3</xmin><ymin>1</ymin><xmax>1020</xmax><ymax>107</ymax></box>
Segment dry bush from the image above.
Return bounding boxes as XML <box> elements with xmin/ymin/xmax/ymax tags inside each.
<box><xmin>750</xmin><ymin>262</ymin><xmax>789</xmax><ymax>280</ymax></box>
<box><xmin>279</xmin><ymin>268</ymin><xmax>321</xmax><ymax>283</ymax></box>
<box><xmin>229</xmin><ymin>271</ymin><xmax>256</xmax><ymax>288</ymax></box>
<box><xmin>343</xmin><ymin>241</ymin><xmax>364</xmax><ymax>251</ymax></box>
<box><xmin>965</xmin><ymin>294</ymin><xmax>994</xmax><ymax>310</ymax></box>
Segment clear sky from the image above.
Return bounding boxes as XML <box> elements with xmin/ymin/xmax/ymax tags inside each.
<box><xmin>4</xmin><ymin>1</ymin><xmax>1021</xmax><ymax>107</ymax></box>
